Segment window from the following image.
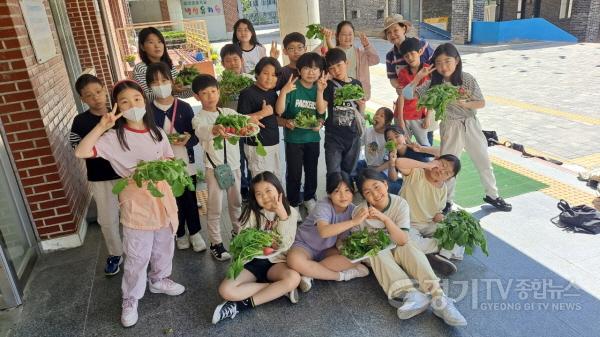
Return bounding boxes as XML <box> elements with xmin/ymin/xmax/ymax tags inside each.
<box><xmin>351</xmin><ymin>10</ymin><xmax>359</xmax><ymax>19</ymax></box>
<box><xmin>377</xmin><ymin>10</ymin><xmax>384</xmax><ymax>19</ymax></box>
<box><xmin>559</xmin><ymin>0</ymin><xmax>573</xmax><ymax>19</ymax></box>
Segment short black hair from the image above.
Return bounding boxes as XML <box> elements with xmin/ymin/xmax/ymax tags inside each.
<box><xmin>377</xmin><ymin>107</ymin><xmax>394</xmax><ymax>125</ymax></box>
<box><xmin>296</xmin><ymin>52</ymin><xmax>325</xmax><ymax>72</ymax></box>
<box><xmin>326</xmin><ymin>171</ymin><xmax>355</xmax><ymax>194</ymax></box>
<box><xmin>146</xmin><ymin>61</ymin><xmax>172</xmax><ymax>85</ymax></box>
<box><xmin>384</xmin><ymin>125</ymin><xmax>405</xmax><ymax>141</ymax></box>
<box><xmin>357</xmin><ymin>168</ymin><xmax>387</xmax><ymax>196</ymax></box>
<box><xmin>75</xmin><ymin>74</ymin><xmax>103</xmax><ymax>96</ymax></box>
<box><xmin>438</xmin><ymin>154</ymin><xmax>462</xmax><ymax>177</ymax></box>
<box><xmin>255</xmin><ymin>57</ymin><xmax>282</xmax><ymax>76</ymax></box>
<box><xmin>192</xmin><ymin>74</ymin><xmax>218</xmax><ymax>93</ymax></box>
<box><xmin>283</xmin><ymin>32</ymin><xmax>306</xmax><ymax>48</ymax></box>
<box><xmin>325</xmin><ymin>48</ymin><xmax>347</xmax><ymax>68</ymax></box>
<box><xmin>399</xmin><ymin>37</ymin><xmax>421</xmax><ymax>56</ymax></box>
<box><xmin>220</xmin><ymin>43</ymin><xmax>243</xmax><ymax>60</ymax></box>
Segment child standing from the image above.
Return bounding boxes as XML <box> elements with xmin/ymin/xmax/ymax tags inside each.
<box><xmin>212</xmin><ymin>172</ymin><xmax>300</xmax><ymax>324</ymax></box>
<box><xmin>396</xmin><ymin>155</ymin><xmax>463</xmax><ymax>276</ymax></box>
<box><xmin>74</xmin><ymin>80</ymin><xmax>185</xmax><ymax>327</ymax></box>
<box><xmin>146</xmin><ymin>62</ymin><xmax>206</xmax><ymax>252</ymax></box>
<box><xmin>69</xmin><ymin>74</ymin><xmax>122</xmax><ymax>276</ymax></box>
<box><xmin>232</xmin><ymin>19</ymin><xmax>279</xmax><ymax>74</ymax></box>
<box><xmin>395</xmin><ymin>37</ymin><xmax>432</xmax><ymax>146</ymax></box>
<box><xmin>275</xmin><ymin>32</ymin><xmax>306</xmax><ymax>90</ymax></box>
<box><xmin>354</xmin><ymin>169</ymin><xmax>466</xmax><ymax>326</ymax></box>
<box><xmin>406</xmin><ymin>43</ymin><xmax>512</xmax><ymax>212</ymax></box>
<box><xmin>319</xmin><ymin>48</ymin><xmax>366</xmax><ymax>177</ymax></box>
<box><xmin>191</xmin><ymin>74</ymin><xmax>262</xmax><ymax>261</ymax></box>
<box><xmin>237</xmin><ymin>57</ymin><xmax>282</xmax><ymax>180</ymax></box>
<box><xmin>276</xmin><ymin>52</ymin><xmax>326</xmax><ymax>216</ymax></box>
<box><xmin>287</xmin><ymin>172</ymin><xmax>370</xmax><ymax>292</ymax></box>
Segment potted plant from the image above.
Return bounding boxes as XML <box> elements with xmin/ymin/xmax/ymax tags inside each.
<box><xmin>124</xmin><ymin>54</ymin><xmax>136</xmax><ymax>67</ymax></box>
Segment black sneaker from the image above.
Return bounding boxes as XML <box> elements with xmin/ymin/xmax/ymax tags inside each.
<box><xmin>210</xmin><ymin>243</ymin><xmax>231</xmax><ymax>261</ymax></box>
<box><xmin>104</xmin><ymin>255</ymin><xmax>123</xmax><ymax>276</ymax></box>
<box><xmin>212</xmin><ymin>301</ymin><xmax>239</xmax><ymax>324</ymax></box>
<box><xmin>483</xmin><ymin>196</ymin><xmax>512</xmax><ymax>212</ymax></box>
<box><xmin>442</xmin><ymin>202</ymin><xmax>453</xmax><ymax>215</ymax></box>
<box><xmin>426</xmin><ymin>254</ymin><xmax>457</xmax><ymax>277</ymax></box>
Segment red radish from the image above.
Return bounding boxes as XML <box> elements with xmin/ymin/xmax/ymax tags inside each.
<box><xmin>320</xmin><ymin>46</ymin><xmax>328</xmax><ymax>55</ymax></box>
<box><xmin>262</xmin><ymin>247</ymin><xmax>274</xmax><ymax>255</ymax></box>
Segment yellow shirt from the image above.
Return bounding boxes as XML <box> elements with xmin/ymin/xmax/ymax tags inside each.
<box><xmin>400</xmin><ymin>168</ymin><xmax>446</xmax><ymax>224</ymax></box>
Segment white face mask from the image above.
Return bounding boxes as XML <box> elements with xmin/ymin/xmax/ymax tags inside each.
<box><xmin>122</xmin><ymin>106</ymin><xmax>146</xmax><ymax>122</ymax></box>
<box><xmin>151</xmin><ymin>83</ymin><xmax>172</xmax><ymax>99</ymax></box>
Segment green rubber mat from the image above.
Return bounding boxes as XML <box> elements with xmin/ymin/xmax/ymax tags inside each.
<box><xmin>454</xmin><ymin>153</ymin><xmax>548</xmax><ymax>207</ymax></box>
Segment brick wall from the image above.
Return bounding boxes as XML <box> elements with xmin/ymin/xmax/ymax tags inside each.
<box><xmin>65</xmin><ymin>0</ymin><xmax>114</xmax><ymax>89</ymax></box>
<box><xmin>451</xmin><ymin>0</ymin><xmax>470</xmax><ymax>43</ymax></box>
<box><xmin>222</xmin><ymin>0</ymin><xmax>239</xmax><ymax>33</ymax></box>
<box><xmin>570</xmin><ymin>0</ymin><xmax>600</xmax><ymax>41</ymax></box>
<box><xmin>318</xmin><ymin>1</ymin><xmax>346</xmax><ymax>31</ymax></box>
<box><xmin>0</xmin><ymin>1</ymin><xmax>90</xmax><ymax>240</ymax></box>
<box><xmin>159</xmin><ymin>0</ymin><xmax>170</xmax><ymax>21</ymax></box>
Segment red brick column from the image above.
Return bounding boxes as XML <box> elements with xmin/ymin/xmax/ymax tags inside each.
<box><xmin>159</xmin><ymin>0</ymin><xmax>171</xmax><ymax>22</ymax></box>
<box><xmin>65</xmin><ymin>0</ymin><xmax>115</xmax><ymax>89</ymax></box>
<box><xmin>222</xmin><ymin>0</ymin><xmax>240</xmax><ymax>33</ymax></box>
<box><xmin>0</xmin><ymin>1</ymin><xmax>90</xmax><ymax>240</ymax></box>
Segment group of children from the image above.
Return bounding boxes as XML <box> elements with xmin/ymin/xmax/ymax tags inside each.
<box><xmin>68</xmin><ymin>15</ymin><xmax>514</xmax><ymax>329</ymax></box>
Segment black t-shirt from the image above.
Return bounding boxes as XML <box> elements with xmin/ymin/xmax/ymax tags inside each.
<box><xmin>275</xmin><ymin>65</ymin><xmax>300</xmax><ymax>91</ymax></box>
<box><xmin>237</xmin><ymin>85</ymin><xmax>279</xmax><ymax>147</ymax></box>
<box><xmin>69</xmin><ymin>111</ymin><xmax>120</xmax><ymax>182</ymax></box>
<box><xmin>323</xmin><ymin>78</ymin><xmax>363</xmax><ymax>139</ymax></box>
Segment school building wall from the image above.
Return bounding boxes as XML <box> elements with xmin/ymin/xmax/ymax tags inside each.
<box><xmin>0</xmin><ymin>1</ymin><xmax>90</xmax><ymax>241</ymax></box>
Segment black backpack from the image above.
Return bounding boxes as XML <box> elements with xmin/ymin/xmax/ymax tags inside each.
<box><xmin>552</xmin><ymin>200</ymin><xmax>600</xmax><ymax>234</ymax></box>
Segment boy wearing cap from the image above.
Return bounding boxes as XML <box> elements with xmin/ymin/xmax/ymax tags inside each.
<box><xmin>382</xmin><ymin>14</ymin><xmax>434</xmax><ymax>91</ymax></box>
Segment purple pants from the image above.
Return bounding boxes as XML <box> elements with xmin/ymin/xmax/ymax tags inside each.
<box><xmin>122</xmin><ymin>226</ymin><xmax>175</xmax><ymax>300</ymax></box>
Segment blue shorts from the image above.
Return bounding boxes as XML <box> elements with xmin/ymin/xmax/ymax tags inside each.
<box><xmin>291</xmin><ymin>241</ymin><xmax>330</xmax><ymax>262</ymax></box>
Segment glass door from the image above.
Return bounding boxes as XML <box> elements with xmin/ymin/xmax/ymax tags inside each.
<box><xmin>0</xmin><ymin>125</ymin><xmax>38</xmax><ymax>309</ymax></box>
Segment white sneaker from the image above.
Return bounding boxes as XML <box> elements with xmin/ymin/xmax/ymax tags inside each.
<box><xmin>340</xmin><ymin>264</ymin><xmax>370</xmax><ymax>281</ymax></box>
<box><xmin>396</xmin><ymin>290</ymin><xmax>430</xmax><ymax>319</ymax></box>
<box><xmin>285</xmin><ymin>288</ymin><xmax>299</xmax><ymax>304</ymax></box>
<box><xmin>189</xmin><ymin>232</ymin><xmax>207</xmax><ymax>252</ymax></box>
<box><xmin>303</xmin><ymin>198</ymin><xmax>317</xmax><ymax>214</ymax></box>
<box><xmin>148</xmin><ymin>278</ymin><xmax>185</xmax><ymax>296</ymax></box>
<box><xmin>431</xmin><ymin>295</ymin><xmax>467</xmax><ymax>326</ymax></box>
<box><xmin>121</xmin><ymin>298</ymin><xmax>138</xmax><ymax>327</ymax></box>
<box><xmin>176</xmin><ymin>235</ymin><xmax>190</xmax><ymax>250</ymax></box>
<box><xmin>299</xmin><ymin>276</ymin><xmax>313</xmax><ymax>293</ymax></box>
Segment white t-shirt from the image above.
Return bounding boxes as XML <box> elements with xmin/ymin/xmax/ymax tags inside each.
<box><xmin>363</xmin><ymin>127</ymin><xmax>387</xmax><ymax>167</ymax></box>
<box><xmin>353</xmin><ymin>194</ymin><xmax>411</xmax><ymax>232</ymax></box>
<box><xmin>191</xmin><ymin>107</ymin><xmax>241</xmax><ymax>170</ymax></box>
<box><xmin>241</xmin><ymin>44</ymin><xmax>266</xmax><ymax>74</ymax></box>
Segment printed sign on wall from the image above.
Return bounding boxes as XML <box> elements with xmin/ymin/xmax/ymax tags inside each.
<box><xmin>181</xmin><ymin>0</ymin><xmax>223</xmax><ymax>18</ymax></box>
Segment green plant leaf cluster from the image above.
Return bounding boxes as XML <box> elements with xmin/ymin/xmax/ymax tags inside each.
<box><xmin>333</xmin><ymin>84</ymin><xmax>364</xmax><ymax>106</ymax></box>
<box><xmin>162</xmin><ymin>31</ymin><xmax>186</xmax><ymax>40</ymax></box>
<box><xmin>227</xmin><ymin>228</ymin><xmax>281</xmax><ymax>279</ymax></box>
<box><xmin>417</xmin><ymin>84</ymin><xmax>460</xmax><ymax>121</ymax></box>
<box><xmin>385</xmin><ymin>140</ymin><xmax>397</xmax><ymax>153</ymax></box>
<box><xmin>294</xmin><ymin>109</ymin><xmax>320</xmax><ymax>128</ymax></box>
<box><xmin>218</xmin><ymin>70</ymin><xmax>254</xmax><ymax>106</ymax></box>
<box><xmin>306</xmin><ymin>24</ymin><xmax>324</xmax><ymax>40</ymax></box>
<box><xmin>175</xmin><ymin>67</ymin><xmax>199</xmax><ymax>86</ymax></box>
<box><xmin>340</xmin><ymin>228</ymin><xmax>392</xmax><ymax>260</ymax></box>
<box><xmin>433</xmin><ymin>210</ymin><xmax>489</xmax><ymax>256</ymax></box>
<box><xmin>111</xmin><ymin>159</ymin><xmax>195</xmax><ymax>198</ymax></box>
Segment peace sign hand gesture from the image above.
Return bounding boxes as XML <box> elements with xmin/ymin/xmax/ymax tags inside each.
<box><xmin>415</xmin><ymin>66</ymin><xmax>436</xmax><ymax>82</ymax></box>
<box><xmin>358</xmin><ymin>32</ymin><xmax>370</xmax><ymax>48</ymax></box>
<box><xmin>270</xmin><ymin>41</ymin><xmax>280</xmax><ymax>59</ymax></box>
<box><xmin>99</xmin><ymin>104</ymin><xmax>122</xmax><ymax>131</ymax></box>
<box><xmin>281</xmin><ymin>76</ymin><xmax>297</xmax><ymax>94</ymax></box>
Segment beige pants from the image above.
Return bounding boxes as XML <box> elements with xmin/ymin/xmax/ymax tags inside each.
<box><xmin>90</xmin><ymin>180</ymin><xmax>123</xmax><ymax>256</ymax></box>
<box><xmin>369</xmin><ymin>241</ymin><xmax>443</xmax><ymax>299</ymax></box>
<box><xmin>205</xmin><ymin>167</ymin><xmax>242</xmax><ymax>244</ymax></box>
<box><xmin>440</xmin><ymin>117</ymin><xmax>499</xmax><ymax>201</ymax></box>
<box><xmin>244</xmin><ymin>143</ymin><xmax>281</xmax><ymax>182</ymax></box>
<box><xmin>410</xmin><ymin>223</ymin><xmax>465</xmax><ymax>260</ymax></box>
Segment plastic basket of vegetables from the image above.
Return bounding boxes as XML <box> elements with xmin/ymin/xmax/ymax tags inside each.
<box><xmin>226</xmin><ymin>228</ymin><xmax>281</xmax><ymax>279</ymax></box>
<box><xmin>340</xmin><ymin>228</ymin><xmax>395</xmax><ymax>263</ymax></box>
<box><xmin>433</xmin><ymin>210</ymin><xmax>489</xmax><ymax>256</ymax></box>
<box><xmin>333</xmin><ymin>84</ymin><xmax>365</xmax><ymax>106</ymax></box>
<box><xmin>417</xmin><ymin>84</ymin><xmax>460</xmax><ymax>121</ymax></box>
<box><xmin>213</xmin><ymin>114</ymin><xmax>266</xmax><ymax>156</ymax></box>
<box><xmin>111</xmin><ymin>159</ymin><xmax>194</xmax><ymax>198</ymax></box>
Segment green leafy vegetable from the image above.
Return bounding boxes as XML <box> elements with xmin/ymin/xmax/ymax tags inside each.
<box><xmin>294</xmin><ymin>109</ymin><xmax>320</xmax><ymax>128</ymax></box>
<box><xmin>433</xmin><ymin>210</ymin><xmax>489</xmax><ymax>256</ymax></box>
<box><xmin>340</xmin><ymin>228</ymin><xmax>392</xmax><ymax>260</ymax></box>
<box><xmin>111</xmin><ymin>159</ymin><xmax>194</xmax><ymax>198</ymax></box>
<box><xmin>385</xmin><ymin>140</ymin><xmax>397</xmax><ymax>153</ymax></box>
<box><xmin>175</xmin><ymin>67</ymin><xmax>199</xmax><ymax>86</ymax></box>
<box><xmin>334</xmin><ymin>84</ymin><xmax>364</xmax><ymax>106</ymax></box>
<box><xmin>218</xmin><ymin>70</ymin><xmax>255</xmax><ymax>106</ymax></box>
<box><xmin>417</xmin><ymin>84</ymin><xmax>460</xmax><ymax>121</ymax></box>
<box><xmin>213</xmin><ymin>114</ymin><xmax>265</xmax><ymax>156</ymax></box>
<box><xmin>365</xmin><ymin>111</ymin><xmax>374</xmax><ymax>126</ymax></box>
<box><xmin>227</xmin><ymin>228</ymin><xmax>281</xmax><ymax>279</ymax></box>
<box><xmin>306</xmin><ymin>24</ymin><xmax>325</xmax><ymax>40</ymax></box>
